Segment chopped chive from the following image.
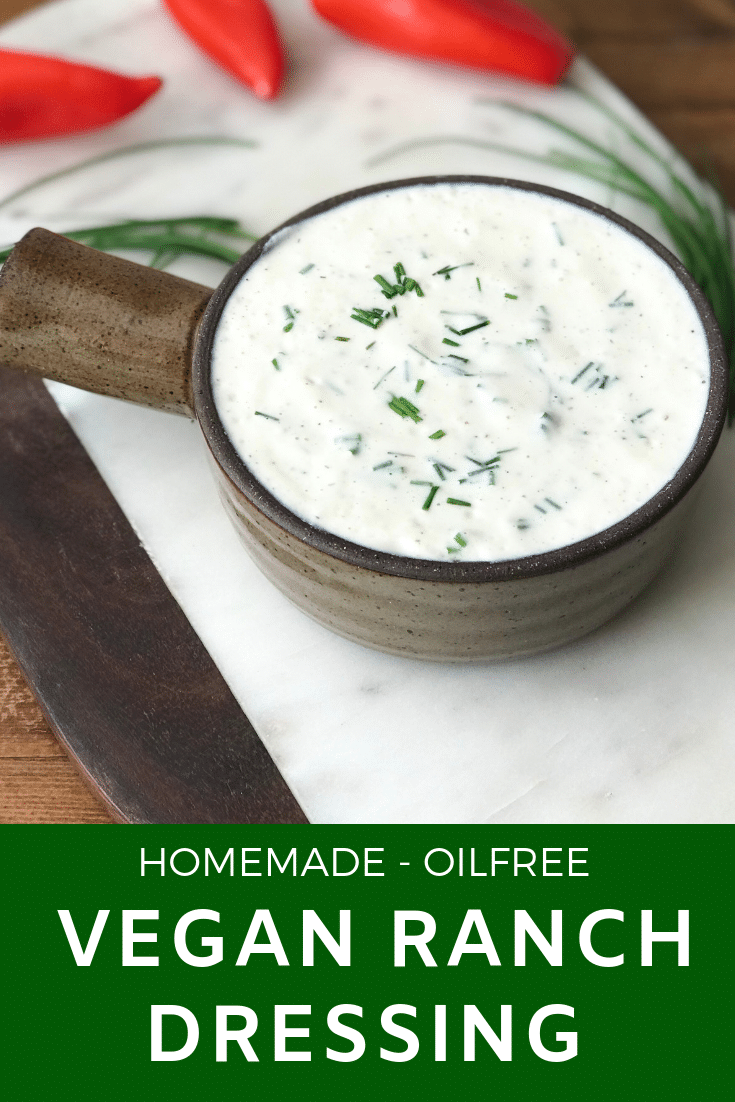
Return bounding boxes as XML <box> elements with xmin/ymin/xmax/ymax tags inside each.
<box><xmin>455</xmin><ymin>533</ymin><xmax>467</xmax><ymax>547</ymax></box>
<box><xmin>410</xmin><ymin>480</ymin><xmax>433</xmax><ymax>485</ymax></box>
<box><xmin>373</xmin><ymin>460</ymin><xmax>393</xmax><ymax>470</ymax></box>
<box><xmin>545</xmin><ymin>498</ymin><xmax>562</xmax><ymax>509</ymax></box>
<box><xmin>433</xmin><ymin>262</ymin><xmax>473</xmax><ymax>279</ymax></box>
<box><xmin>271</xmin><ymin>357</ymin><xmax>280</xmax><ymax>370</ymax></box>
<box><xmin>374</xmin><ymin>365</ymin><xmax>396</xmax><ymax>389</ymax></box>
<box><xmin>335</xmin><ymin>336</ymin><xmax>350</xmax><ymax>341</ymax></box>
<box><xmin>610</xmin><ymin>290</ymin><xmax>634</xmax><ymax>307</ymax></box>
<box><xmin>632</xmin><ymin>408</ymin><xmax>653</xmax><ymax>421</ymax></box>
<box><xmin>374</xmin><ymin>274</ymin><xmax>398</xmax><ymax>297</ymax></box>
<box><xmin>525</xmin><ymin>338</ymin><xmax>537</xmax><ymax>344</ymax></box>
<box><xmin>283</xmin><ymin>322</ymin><xmax>294</xmax><ymax>332</ymax></box>
<box><xmin>448</xmin><ymin>354</ymin><xmax>469</xmax><ymax>363</ymax></box>
<box><xmin>442</xmin><ymin>337</ymin><xmax>460</xmax><ymax>347</ymax></box>
<box><xmin>300</xmin><ymin>263</ymin><xmax>315</xmax><ymax>274</ymax></box>
<box><xmin>351</xmin><ymin>306</ymin><xmax>388</xmax><ymax>329</ymax></box>
<box><xmin>571</xmin><ymin>362</ymin><xmax>594</xmax><ymax>384</ymax></box>
<box><xmin>366</xmin><ymin>341</ymin><xmax>376</xmax><ymax>349</ymax></box>
<box><xmin>476</xmin><ymin>277</ymin><xmax>482</xmax><ymax>291</ymax></box>
<box><xmin>552</xmin><ymin>223</ymin><xmax>564</xmax><ymax>245</ymax></box>
<box><xmin>255</xmin><ymin>411</ymin><xmax>279</xmax><ymax>420</ymax></box>
<box><xmin>455</xmin><ymin>319</ymin><xmax>489</xmax><ymax>335</ymax></box>
<box><xmin>447</xmin><ymin>498</ymin><xmax>471</xmax><ymax>506</ymax></box>
<box><xmin>415</xmin><ymin>379</ymin><xmax>425</xmax><ymax>392</ymax></box>
<box><xmin>409</xmin><ymin>344</ymin><xmax>436</xmax><ymax>363</ymax></box>
<box><xmin>422</xmin><ymin>485</ymin><xmax>439</xmax><ymax>510</ymax></box>
<box><xmin>338</xmin><ymin>432</ymin><xmax>362</xmax><ymax>455</ymax></box>
<box><xmin>467</xmin><ymin>455</ymin><xmax>500</xmax><ymax>467</ymax></box>
<box><xmin>448</xmin><ymin>547</ymin><xmax>461</xmax><ymax>553</ymax></box>
<box><xmin>388</xmin><ymin>395</ymin><xmax>423</xmax><ymax>422</ymax></box>
<box><xmin>505</xmin><ymin>293</ymin><xmax>518</xmax><ymax>299</ymax></box>
<box><xmin>534</xmin><ymin>504</ymin><xmax>547</xmax><ymax>514</ymax></box>
<box><xmin>374</xmin><ymin>264</ymin><xmax>423</xmax><ymax>299</ymax></box>
<box><xmin>429</xmin><ymin>429</ymin><xmax>446</xmax><ymax>440</ymax></box>
<box><xmin>392</xmin><ymin>304</ymin><xmax>398</xmax><ymax>316</ymax></box>
<box><xmin>433</xmin><ymin>463</ymin><xmax>448</xmax><ymax>480</ymax></box>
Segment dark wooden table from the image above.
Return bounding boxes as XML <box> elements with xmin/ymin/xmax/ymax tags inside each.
<box><xmin>2</xmin><ymin>0</ymin><xmax>735</xmax><ymax>823</ymax></box>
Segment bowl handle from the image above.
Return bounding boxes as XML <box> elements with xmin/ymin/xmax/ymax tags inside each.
<box><xmin>0</xmin><ymin>228</ymin><xmax>213</xmax><ymax>417</ymax></box>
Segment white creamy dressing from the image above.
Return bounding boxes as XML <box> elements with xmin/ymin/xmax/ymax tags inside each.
<box><xmin>211</xmin><ymin>183</ymin><xmax>710</xmax><ymax>561</ymax></box>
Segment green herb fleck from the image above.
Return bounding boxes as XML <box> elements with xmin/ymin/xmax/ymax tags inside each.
<box><xmin>422</xmin><ymin>485</ymin><xmax>439</xmax><ymax>510</ymax></box>
<box><xmin>338</xmin><ymin>433</ymin><xmax>362</xmax><ymax>455</ymax></box>
<box><xmin>448</xmin><ymin>354</ymin><xmax>469</xmax><ymax>363</ymax></box>
<box><xmin>571</xmin><ymin>362</ymin><xmax>594</xmax><ymax>384</ymax></box>
<box><xmin>545</xmin><ymin>498</ymin><xmax>562</xmax><ymax>510</ymax></box>
<box><xmin>553</xmin><ymin>223</ymin><xmax>564</xmax><ymax>245</ymax></box>
<box><xmin>374</xmin><ymin>262</ymin><xmax>424</xmax><ymax>299</ymax></box>
<box><xmin>271</xmin><ymin>358</ymin><xmax>280</xmax><ymax>370</ymax></box>
<box><xmin>373</xmin><ymin>460</ymin><xmax>393</xmax><ymax>470</ymax></box>
<box><xmin>300</xmin><ymin>263</ymin><xmax>315</xmax><ymax>274</ymax></box>
<box><xmin>374</xmin><ymin>366</ymin><xmax>396</xmax><ymax>390</ymax></box>
<box><xmin>255</xmin><ymin>411</ymin><xmax>279</xmax><ymax>421</ymax></box>
<box><xmin>335</xmin><ymin>336</ymin><xmax>350</xmax><ymax>341</ymax></box>
<box><xmin>388</xmin><ymin>395</ymin><xmax>423</xmax><ymax>423</ymax></box>
<box><xmin>433</xmin><ymin>262</ymin><xmax>473</xmax><ymax>280</ymax></box>
<box><xmin>283</xmin><ymin>305</ymin><xmax>299</xmax><ymax>332</ymax></box>
<box><xmin>351</xmin><ymin>306</ymin><xmax>388</xmax><ymax>329</ymax></box>
<box><xmin>409</xmin><ymin>344</ymin><xmax>436</xmax><ymax>363</ymax></box>
<box><xmin>460</xmin><ymin>455</ymin><xmax>500</xmax><ymax>485</ymax></box>
<box><xmin>366</xmin><ymin>341</ymin><xmax>376</xmax><ymax>350</ymax></box>
<box><xmin>429</xmin><ymin>429</ymin><xmax>446</xmax><ymax>440</ymax></box>
<box><xmin>433</xmin><ymin>461</ymin><xmax>454</xmax><ymax>480</ymax></box>
<box><xmin>632</xmin><ymin>408</ymin><xmax>653</xmax><ymax>421</ymax></box>
<box><xmin>447</xmin><ymin>498</ymin><xmax>471</xmax><ymax>506</ymax></box>
<box><xmin>415</xmin><ymin>379</ymin><xmax>425</xmax><ymax>393</ymax></box>
<box><xmin>455</xmin><ymin>533</ymin><xmax>467</xmax><ymax>547</ymax></box>
<box><xmin>610</xmin><ymin>290</ymin><xmax>634</xmax><ymax>307</ymax></box>
<box><xmin>442</xmin><ymin>337</ymin><xmax>460</xmax><ymax>347</ymax></box>
<box><xmin>505</xmin><ymin>293</ymin><xmax>518</xmax><ymax>300</ymax></box>
<box><xmin>449</xmin><ymin>319</ymin><xmax>489</xmax><ymax>336</ymax></box>
<box><xmin>476</xmin><ymin>277</ymin><xmax>482</xmax><ymax>291</ymax></box>
<box><xmin>374</xmin><ymin>274</ymin><xmax>398</xmax><ymax>298</ymax></box>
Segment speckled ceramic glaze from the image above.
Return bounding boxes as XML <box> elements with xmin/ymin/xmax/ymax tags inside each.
<box><xmin>0</xmin><ymin>177</ymin><xmax>728</xmax><ymax>660</ymax></box>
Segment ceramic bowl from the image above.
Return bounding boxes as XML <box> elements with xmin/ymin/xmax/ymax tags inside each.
<box><xmin>0</xmin><ymin>176</ymin><xmax>728</xmax><ymax>660</ymax></box>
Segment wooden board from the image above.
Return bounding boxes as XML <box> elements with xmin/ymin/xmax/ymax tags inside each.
<box><xmin>0</xmin><ymin>368</ymin><xmax>307</xmax><ymax>824</ymax></box>
<box><xmin>3</xmin><ymin>0</ymin><xmax>735</xmax><ymax>822</ymax></box>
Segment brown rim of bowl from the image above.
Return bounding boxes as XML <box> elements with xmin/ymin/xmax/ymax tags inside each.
<box><xmin>192</xmin><ymin>175</ymin><xmax>729</xmax><ymax>584</ymax></box>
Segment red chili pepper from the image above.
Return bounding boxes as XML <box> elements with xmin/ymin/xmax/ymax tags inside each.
<box><xmin>0</xmin><ymin>49</ymin><xmax>162</xmax><ymax>143</ymax></box>
<box><xmin>311</xmin><ymin>0</ymin><xmax>574</xmax><ymax>85</ymax></box>
<box><xmin>163</xmin><ymin>0</ymin><xmax>284</xmax><ymax>100</ymax></box>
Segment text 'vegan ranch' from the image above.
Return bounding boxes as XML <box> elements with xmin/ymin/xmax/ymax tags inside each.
<box><xmin>211</xmin><ymin>183</ymin><xmax>709</xmax><ymax>562</ymax></box>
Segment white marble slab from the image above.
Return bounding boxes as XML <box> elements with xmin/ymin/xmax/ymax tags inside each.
<box><xmin>1</xmin><ymin>0</ymin><xmax>733</xmax><ymax>822</ymax></box>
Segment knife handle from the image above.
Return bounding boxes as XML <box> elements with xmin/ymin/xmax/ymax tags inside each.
<box><xmin>0</xmin><ymin>227</ymin><xmax>212</xmax><ymax>417</ymax></box>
